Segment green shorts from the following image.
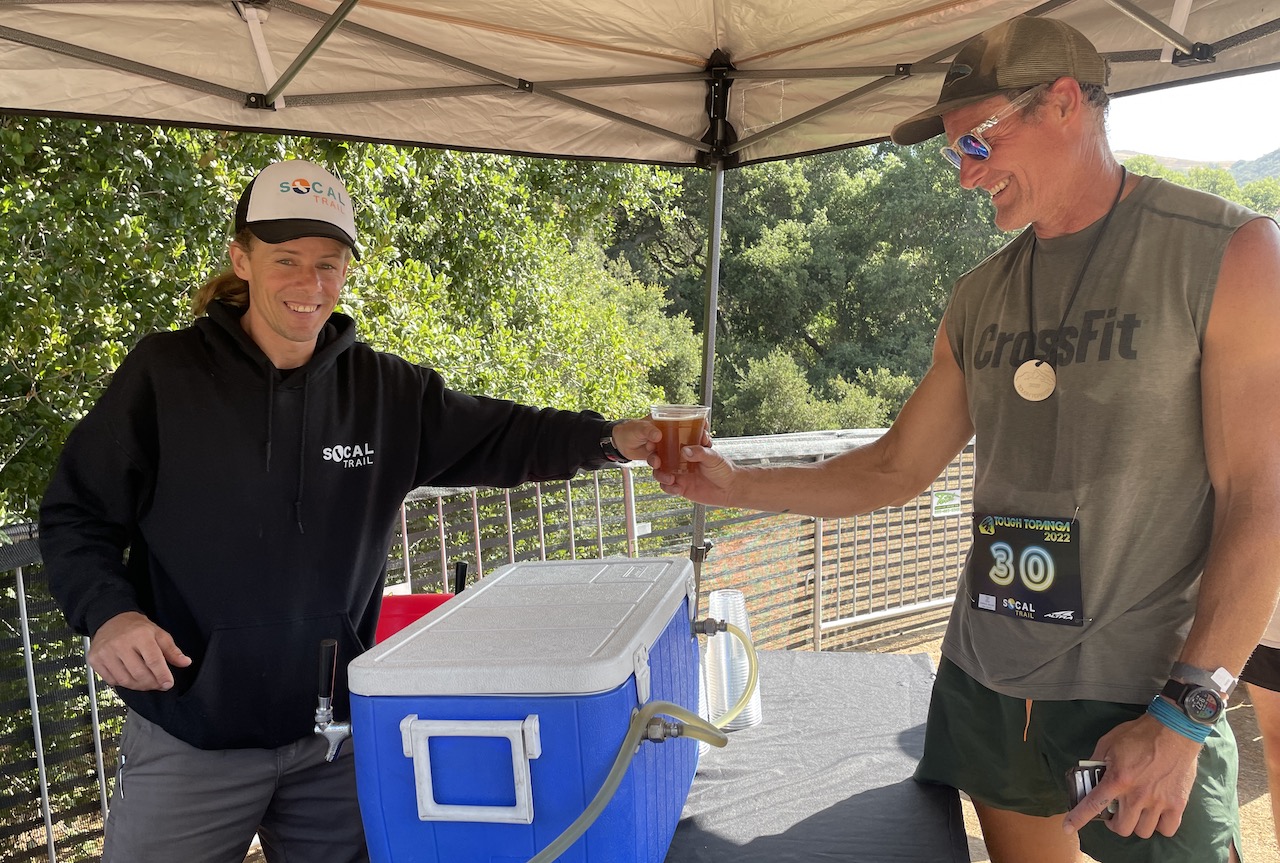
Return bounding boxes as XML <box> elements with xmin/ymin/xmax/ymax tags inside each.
<box><xmin>914</xmin><ymin>658</ymin><xmax>1241</xmax><ymax>863</ymax></box>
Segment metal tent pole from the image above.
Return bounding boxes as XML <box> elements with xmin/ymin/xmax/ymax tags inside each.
<box><xmin>688</xmin><ymin>55</ymin><xmax>734</xmax><ymax>617</ymax></box>
<box><xmin>691</xmin><ymin>161</ymin><xmax>724</xmax><ymax>617</ymax></box>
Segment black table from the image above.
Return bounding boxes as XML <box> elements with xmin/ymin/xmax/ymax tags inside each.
<box><xmin>667</xmin><ymin>649</ymin><xmax>970</xmax><ymax>862</ymax></box>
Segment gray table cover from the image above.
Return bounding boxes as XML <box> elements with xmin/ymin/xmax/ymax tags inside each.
<box><xmin>667</xmin><ymin>649</ymin><xmax>970</xmax><ymax>862</ymax></box>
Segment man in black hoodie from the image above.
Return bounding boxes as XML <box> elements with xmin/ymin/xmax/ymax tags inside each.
<box><xmin>39</xmin><ymin>159</ymin><xmax>661</xmax><ymax>863</ymax></box>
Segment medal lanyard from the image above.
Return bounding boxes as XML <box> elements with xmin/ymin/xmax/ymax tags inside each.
<box><xmin>1025</xmin><ymin>166</ymin><xmax>1127</xmax><ymax>364</ymax></box>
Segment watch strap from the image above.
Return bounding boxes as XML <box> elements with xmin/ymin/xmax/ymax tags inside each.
<box><xmin>1170</xmin><ymin>661</ymin><xmax>1237</xmax><ymax>696</ymax></box>
<box><xmin>1160</xmin><ymin>678</ymin><xmax>1194</xmax><ymax>702</ymax></box>
<box><xmin>598</xmin><ymin>421</ymin><xmax>630</xmax><ymax>464</ymax></box>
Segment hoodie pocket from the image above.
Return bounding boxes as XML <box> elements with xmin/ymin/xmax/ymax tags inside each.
<box><xmin>168</xmin><ymin>613</ymin><xmax>363</xmax><ymax>750</ymax></box>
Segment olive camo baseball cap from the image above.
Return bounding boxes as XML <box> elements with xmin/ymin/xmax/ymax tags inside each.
<box><xmin>234</xmin><ymin>159</ymin><xmax>361</xmax><ymax>259</ymax></box>
<box><xmin>891</xmin><ymin>16</ymin><xmax>1109</xmax><ymax>146</ymax></box>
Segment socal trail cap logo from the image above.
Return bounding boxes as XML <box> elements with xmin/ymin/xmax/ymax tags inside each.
<box><xmin>234</xmin><ymin>158</ymin><xmax>361</xmax><ymax>259</ymax></box>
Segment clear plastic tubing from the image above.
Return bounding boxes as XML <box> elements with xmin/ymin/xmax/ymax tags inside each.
<box><xmin>526</xmin><ymin>700</ymin><xmax>727</xmax><ymax>863</ymax></box>
<box><xmin>710</xmin><ymin>621</ymin><xmax>759</xmax><ymax>729</ymax></box>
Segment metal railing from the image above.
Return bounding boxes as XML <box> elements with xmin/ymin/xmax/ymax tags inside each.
<box><xmin>1</xmin><ymin>429</ymin><xmax>974</xmax><ymax>862</ymax></box>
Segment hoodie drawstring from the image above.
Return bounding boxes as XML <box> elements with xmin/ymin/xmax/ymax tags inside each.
<box><xmin>264</xmin><ymin>368</ymin><xmax>307</xmax><ymax>534</ymax></box>
<box><xmin>294</xmin><ymin>376</ymin><xmax>310</xmax><ymax>534</ymax></box>
<box><xmin>264</xmin><ymin>381</ymin><xmax>275</xmax><ymax>472</ymax></box>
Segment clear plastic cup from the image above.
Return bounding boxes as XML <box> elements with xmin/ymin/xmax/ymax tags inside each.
<box><xmin>649</xmin><ymin>404</ymin><xmax>709</xmax><ymax>474</ymax></box>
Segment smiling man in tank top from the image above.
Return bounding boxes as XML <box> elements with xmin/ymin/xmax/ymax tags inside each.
<box><xmin>656</xmin><ymin>16</ymin><xmax>1280</xmax><ymax>863</ymax></box>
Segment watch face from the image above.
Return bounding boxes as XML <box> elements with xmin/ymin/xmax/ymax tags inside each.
<box><xmin>1184</xmin><ymin>687</ymin><xmax>1225</xmax><ymax>724</ymax></box>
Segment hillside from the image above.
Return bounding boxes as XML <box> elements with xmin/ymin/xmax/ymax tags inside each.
<box><xmin>1114</xmin><ymin>147</ymin><xmax>1280</xmax><ymax>183</ymax></box>
<box><xmin>1234</xmin><ymin>148</ymin><xmax>1280</xmax><ymax>183</ymax></box>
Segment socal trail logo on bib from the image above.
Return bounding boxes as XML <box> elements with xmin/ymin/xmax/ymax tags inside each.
<box><xmin>968</xmin><ymin>511</ymin><xmax>1084</xmax><ymax>627</ymax></box>
<box><xmin>322</xmin><ymin>442</ymin><xmax>375</xmax><ymax>468</ymax></box>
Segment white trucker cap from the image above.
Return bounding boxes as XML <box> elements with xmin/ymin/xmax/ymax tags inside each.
<box><xmin>234</xmin><ymin>159</ymin><xmax>360</xmax><ymax>258</ymax></box>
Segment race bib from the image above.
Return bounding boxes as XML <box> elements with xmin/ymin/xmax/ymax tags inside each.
<box><xmin>968</xmin><ymin>512</ymin><xmax>1084</xmax><ymax>627</ymax></box>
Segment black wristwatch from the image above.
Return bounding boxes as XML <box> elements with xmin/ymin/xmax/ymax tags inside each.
<box><xmin>1160</xmin><ymin>661</ymin><xmax>1236</xmax><ymax>725</ymax></box>
<box><xmin>598</xmin><ymin>421</ymin><xmax>629</xmax><ymax>463</ymax></box>
<box><xmin>1160</xmin><ymin>678</ymin><xmax>1227</xmax><ymax>725</ymax></box>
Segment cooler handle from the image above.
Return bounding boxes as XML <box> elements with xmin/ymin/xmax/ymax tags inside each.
<box><xmin>398</xmin><ymin>714</ymin><xmax>541</xmax><ymax>824</ymax></box>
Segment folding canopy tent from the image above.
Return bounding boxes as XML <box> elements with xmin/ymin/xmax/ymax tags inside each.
<box><xmin>5</xmin><ymin>0</ymin><xmax>1280</xmax><ymax>589</ymax></box>
<box><xmin>4</xmin><ymin>0</ymin><xmax>1279</xmax><ymax>167</ymax></box>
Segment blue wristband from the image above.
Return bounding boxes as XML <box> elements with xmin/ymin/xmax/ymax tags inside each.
<box><xmin>1146</xmin><ymin>695</ymin><xmax>1213</xmax><ymax>744</ymax></box>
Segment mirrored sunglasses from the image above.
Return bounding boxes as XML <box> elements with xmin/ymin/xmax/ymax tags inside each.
<box><xmin>940</xmin><ymin>84</ymin><xmax>1048</xmax><ymax>169</ymax></box>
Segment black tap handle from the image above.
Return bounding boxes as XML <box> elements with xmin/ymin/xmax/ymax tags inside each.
<box><xmin>318</xmin><ymin>638</ymin><xmax>338</xmax><ymax>700</ymax></box>
<box><xmin>453</xmin><ymin>561</ymin><xmax>468</xmax><ymax>593</ymax></box>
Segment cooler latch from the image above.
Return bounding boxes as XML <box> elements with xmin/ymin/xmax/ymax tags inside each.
<box><xmin>633</xmin><ymin>644</ymin><xmax>651</xmax><ymax>705</ymax></box>
<box><xmin>398</xmin><ymin>714</ymin><xmax>541</xmax><ymax>824</ymax></box>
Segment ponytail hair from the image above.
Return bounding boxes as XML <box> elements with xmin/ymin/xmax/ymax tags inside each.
<box><xmin>192</xmin><ymin>230</ymin><xmax>255</xmax><ymax>316</ymax></box>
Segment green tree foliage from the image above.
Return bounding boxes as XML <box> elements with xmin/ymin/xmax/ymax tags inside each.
<box><xmin>601</xmin><ymin>255</ymin><xmax>703</xmax><ymax>407</ymax></box>
<box><xmin>0</xmin><ymin>117</ymin><xmax>695</xmax><ymax>525</ymax></box>
<box><xmin>609</xmin><ymin>143</ymin><xmax>1009</xmax><ymax>435</ymax></box>
<box><xmin>716</xmin><ymin>349</ymin><xmax>842</xmax><ymax>436</ymax></box>
<box><xmin>1121</xmin><ymin>153</ymin><xmax>1280</xmax><ymax>215</ymax></box>
<box><xmin>848</xmin><ymin>367</ymin><xmax>917</xmax><ymax>420</ymax></box>
<box><xmin>827</xmin><ymin>375</ymin><xmax>892</xmax><ymax>430</ymax></box>
<box><xmin>714</xmin><ymin>349</ymin><xmax>900</xmax><ymax>437</ymax></box>
<box><xmin>1</xmin><ymin>120</ymin><xmax>226</xmax><ymax>526</ymax></box>
<box><xmin>1117</xmin><ymin>153</ymin><xmax>1179</xmax><ymax>181</ymax></box>
<box><xmin>1242</xmin><ymin>177</ymin><xmax>1280</xmax><ymax>216</ymax></box>
<box><xmin>1185</xmin><ymin>165</ymin><xmax>1243</xmax><ymax>200</ymax></box>
<box><xmin>815</xmin><ymin>146</ymin><xmax>1005</xmax><ymax>382</ymax></box>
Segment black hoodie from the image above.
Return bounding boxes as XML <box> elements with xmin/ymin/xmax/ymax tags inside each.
<box><xmin>39</xmin><ymin>300</ymin><xmax>615</xmax><ymax>749</ymax></box>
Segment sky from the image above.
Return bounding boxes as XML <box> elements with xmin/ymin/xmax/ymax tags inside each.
<box><xmin>1107</xmin><ymin>68</ymin><xmax>1280</xmax><ymax>163</ymax></box>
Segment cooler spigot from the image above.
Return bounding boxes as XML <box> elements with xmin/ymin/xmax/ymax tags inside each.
<box><xmin>314</xmin><ymin>638</ymin><xmax>351</xmax><ymax>762</ymax></box>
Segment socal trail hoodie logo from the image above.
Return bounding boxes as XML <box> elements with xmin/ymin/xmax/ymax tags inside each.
<box><xmin>323</xmin><ymin>442</ymin><xmax>375</xmax><ymax>468</ymax></box>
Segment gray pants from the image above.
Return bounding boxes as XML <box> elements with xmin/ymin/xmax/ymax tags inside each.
<box><xmin>104</xmin><ymin>710</ymin><xmax>369</xmax><ymax>863</ymax></box>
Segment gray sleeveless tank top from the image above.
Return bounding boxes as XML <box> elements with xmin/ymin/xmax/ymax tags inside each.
<box><xmin>942</xmin><ymin>175</ymin><xmax>1259</xmax><ymax>702</ymax></box>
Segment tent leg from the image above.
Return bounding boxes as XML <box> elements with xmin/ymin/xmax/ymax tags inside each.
<box><xmin>691</xmin><ymin>162</ymin><xmax>725</xmax><ymax>617</ymax></box>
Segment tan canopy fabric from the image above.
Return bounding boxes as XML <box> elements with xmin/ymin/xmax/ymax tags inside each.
<box><xmin>3</xmin><ymin>0</ymin><xmax>1279</xmax><ymax>168</ymax></box>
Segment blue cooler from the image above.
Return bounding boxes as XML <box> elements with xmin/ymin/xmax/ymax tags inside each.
<box><xmin>348</xmin><ymin>557</ymin><xmax>700</xmax><ymax>863</ymax></box>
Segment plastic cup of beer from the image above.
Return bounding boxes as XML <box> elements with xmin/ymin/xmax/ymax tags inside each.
<box><xmin>650</xmin><ymin>404</ymin><xmax>710</xmax><ymax>474</ymax></box>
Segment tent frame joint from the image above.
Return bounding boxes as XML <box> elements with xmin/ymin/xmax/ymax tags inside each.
<box><xmin>1171</xmin><ymin>43</ymin><xmax>1216</xmax><ymax>66</ymax></box>
<box><xmin>698</xmin><ymin>53</ymin><xmax>738</xmax><ymax>169</ymax></box>
<box><xmin>244</xmin><ymin>93</ymin><xmax>275</xmax><ymax>111</ymax></box>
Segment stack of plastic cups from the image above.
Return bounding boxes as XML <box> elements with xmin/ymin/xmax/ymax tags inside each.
<box><xmin>705</xmin><ymin>589</ymin><xmax>763</xmax><ymax>731</ymax></box>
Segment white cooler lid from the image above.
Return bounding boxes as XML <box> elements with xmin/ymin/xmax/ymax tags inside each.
<box><xmin>348</xmin><ymin>557</ymin><xmax>695</xmax><ymax>697</ymax></box>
